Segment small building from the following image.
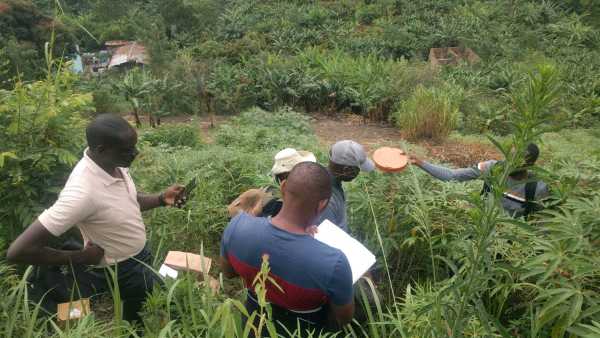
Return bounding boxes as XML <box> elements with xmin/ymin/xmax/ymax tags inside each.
<box><xmin>81</xmin><ymin>51</ymin><xmax>110</xmax><ymax>74</ymax></box>
<box><xmin>70</xmin><ymin>54</ymin><xmax>83</xmax><ymax>73</ymax></box>
<box><xmin>107</xmin><ymin>41</ymin><xmax>149</xmax><ymax>70</ymax></box>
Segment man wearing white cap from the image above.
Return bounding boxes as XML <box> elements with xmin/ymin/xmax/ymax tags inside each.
<box><xmin>271</xmin><ymin>148</ymin><xmax>318</xmax><ymax>185</ymax></box>
<box><xmin>227</xmin><ymin>148</ymin><xmax>316</xmax><ymax>218</ymax></box>
<box><xmin>317</xmin><ymin>140</ymin><xmax>374</xmax><ymax>233</ymax></box>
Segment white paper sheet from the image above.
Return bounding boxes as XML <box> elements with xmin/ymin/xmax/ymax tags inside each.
<box><xmin>69</xmin><ymin>308</ymin><xmax>82</xmax><ymax>319</ymax></box>
<box><xmin>314</xmin><ymin>219</ymin><xmax>376</xmax><ymax>284</ymax></box>
<box><xmin>159</xmin><ymin>264</ymin><xmax>179</xmax><ymax>279</ymax></box>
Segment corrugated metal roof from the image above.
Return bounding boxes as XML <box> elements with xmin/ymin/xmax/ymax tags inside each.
<box><xmin>105</xmin><ymin>40</ymin><xmax>131</xmax><ymax>47</ymax></box>
<box><xmin>108</xmin><ymin>42</ymin><xmax>148</xmax><ymax>68</ymax></box>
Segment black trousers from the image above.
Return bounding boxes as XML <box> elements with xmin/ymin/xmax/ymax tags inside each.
<box><xmin>244</xmin><ymin>293</ymin><xmax>331</xmax><ymax>338</ymax></box>
<box><xmin>27</xmin><ymin>244</ymin><xmax>161</xmax><ymax>323</ymax></box>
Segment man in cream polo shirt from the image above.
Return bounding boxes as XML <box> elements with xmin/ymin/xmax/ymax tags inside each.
<box><xmin>7</xmin><ymin>114</ymin><xmax>185</xmax><ymax>323</ymax></box>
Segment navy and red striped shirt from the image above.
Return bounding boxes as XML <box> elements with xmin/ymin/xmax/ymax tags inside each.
<box><xmin>221</xmin><ymin>213</ymin><xmax>353</xmax><ymax>312</ymax></box>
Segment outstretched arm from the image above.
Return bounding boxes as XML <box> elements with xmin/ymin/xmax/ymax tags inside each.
<box><xmin>410</xmin><ymin>156</ymin><xmax>482</xmax><ymax>182</ymax></box>
<box><xmin>330</xmin><ymin>302</ymin><xmax>355</xmax><ymax>327</ymax></box>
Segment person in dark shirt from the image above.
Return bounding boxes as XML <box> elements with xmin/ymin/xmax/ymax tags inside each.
<box><xmin>317</xmin><ymin>140</ymin><xmax>375</xmax><ymax>232</ymax></box>
<box><xmin>410</xmin><ymin>143</ymin><xmax>549</xmax><ymax>218</ymax></box>
<box><xmin>220</xmin><ymin>162</ymin><xmax>354</xmax><ymax>336</ymax></box>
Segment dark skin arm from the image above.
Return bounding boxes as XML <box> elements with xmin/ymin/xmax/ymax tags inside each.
<box><xmin>330</xmin><ymin>302</ymin><xmax>355</xmax><ymax>327</ymax></box>
<box><xmin>6</xmin><ymin>220</ymin><xmax>104</xmax><ymax>266</ymax></box>
<box><xmin>137</xmin><ymin>193</ymin><xmax>163</xmax><ymax>211</ymax></box>
<box><xmin>219</xmin><ymin>256</ymin><xmax>238</xmax><ymax>278</ymax></box>
<box><xmin>137</xmin><ymin>184</ymin><xmax>185</xmax><ymax>211</ymax></box>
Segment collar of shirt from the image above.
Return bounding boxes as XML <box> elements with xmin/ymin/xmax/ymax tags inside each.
<box><xmin>83</xmin><ymin>148</ymin><xmax>125</xmax><ymax>187</ymax></box>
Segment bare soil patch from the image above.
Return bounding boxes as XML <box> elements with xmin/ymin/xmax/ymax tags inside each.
<box><xmin>310</xmin><ymin>113</ymin><xmax>501</xmax><ymax>167</ymax></box>
<box><xmin>419</xmin><ymin>139</ymin><xmax>502</xmax><ymax>167</ymax></box>
<box><xmin>310</xmin><ymin>113</ymin><xmax>402</xmax><ymax>151</ymax></box>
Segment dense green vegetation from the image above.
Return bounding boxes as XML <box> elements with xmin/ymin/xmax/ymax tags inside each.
<box><xmin>3</xmin><ymin>0</ymin><xmax>600</xmax><ymax>132</ymax></box>
<box><xmin>1</xmin><ymin>0</ymin><xmax>600</xmax><ymax>337</ymax></box>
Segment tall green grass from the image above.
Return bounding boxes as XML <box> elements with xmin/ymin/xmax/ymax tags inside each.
<box><xmin>392</xmin><ymin>84</ymin><xmax>463</xmax><ymax>141</ymax></box>
<box><xmin>2</xmin><ymin>70</ymin><xmax>600</xmax><ymax>337</ymax></box>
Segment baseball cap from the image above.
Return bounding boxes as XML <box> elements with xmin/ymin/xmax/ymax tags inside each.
<box><xmin>330</xmin><ymin>140</ymin><xmax>375</xmax><ymax>172</ymax></box>
<box><xmin>270</xmin><ymin>148</ymin><xmax>317</xmax><ymax>176</ymax></box>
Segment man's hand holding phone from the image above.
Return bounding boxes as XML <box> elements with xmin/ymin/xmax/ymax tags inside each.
<box><xmin>174</xmin><ymin>177</ymin><xmax>197</xmax><ymax>208</ymax></box>
<box><xmin>161</xmin><ymin>184</ymin><xmax>185</xmax><ymax>207</ymax></box>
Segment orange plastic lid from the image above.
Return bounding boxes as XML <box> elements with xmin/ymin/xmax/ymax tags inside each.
<box><xmin>373</xmin><ymin>147</ymin><xmax>408</xmax><ymax>173</ymax></box>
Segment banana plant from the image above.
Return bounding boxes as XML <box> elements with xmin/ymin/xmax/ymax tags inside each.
<box><xmin>113</xmin><ymin>68</ymin><xmax>157</xmax><ymax>128</ymax></box>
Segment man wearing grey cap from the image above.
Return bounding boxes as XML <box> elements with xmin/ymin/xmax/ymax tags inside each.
<box><xmin>317</xmin><ymin>140</ymin><xmax>375</xmax><ymax>233</ymax></box>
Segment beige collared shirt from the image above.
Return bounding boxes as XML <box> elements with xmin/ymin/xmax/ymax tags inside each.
<box><xmin>38</xmin><ymin>149</ymin><xmax>146</xmax><ymax>266</ymax></box>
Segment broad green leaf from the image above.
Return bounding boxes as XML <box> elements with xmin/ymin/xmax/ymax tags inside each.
<box><xmin>539</xmin><ymin>290</ymin><xmax>576</xmax><ymax>320</ymax></box>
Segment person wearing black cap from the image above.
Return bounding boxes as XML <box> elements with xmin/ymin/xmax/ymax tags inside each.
<box><xmin>410</xmin><ymin>143</ymin><xmax>549</xmax><ymax>218</ymax></box>
<box><xmin>316</xmin><ymin>140</ymin><xmax>375</xmax><ymax>233</ymax></box>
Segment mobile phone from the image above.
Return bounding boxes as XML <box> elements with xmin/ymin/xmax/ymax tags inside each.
<box><xmin>175</xmin><ymin>177</ymin><xmax>197</xmax><ymax>208</ymax></box>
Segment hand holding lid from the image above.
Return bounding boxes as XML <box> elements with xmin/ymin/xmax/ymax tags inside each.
<box><xmin>372</xmin><ymin>147</ymin><xmax>408</xmax><ymax>173</ymax></box>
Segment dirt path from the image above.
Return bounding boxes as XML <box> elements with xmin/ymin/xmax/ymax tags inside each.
<box><xmin>310</xmin><ymin>113</ymin><xmax>501</xmax><ymax>167</ymax></box>
<box><xmin>310</xmin><ymin>113</ymin><xmax>402</xmax><ymax>150</ymax></box>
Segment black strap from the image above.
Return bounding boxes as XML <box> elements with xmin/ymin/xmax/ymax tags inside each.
<box><xmin>259</xmin><ymin>198</ymin><xmax>283</xmax><ymax>218</ymax></box>
<box><xmin>523</xmin><ymin>181</ymin><xmax>538</xmax><ymax>217</ymax></box>
<box><xmin>480</xmin><ymin>161</ymin><xmax>504</xmax><ymax>195</ymax></box>
<box><xmin>481</xmin><ymin>182</ymin><xmax>491</xmax><ymax>195</ymax></box>
<box><xmin>479</xmin><ymin>160</ymin><xmax>541</xmax><ymax>218</ymax></box>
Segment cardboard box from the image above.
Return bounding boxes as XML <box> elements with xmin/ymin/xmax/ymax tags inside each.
<box><xmin>57</xmin><ymin>299</ymin><xmax>91</xmax><ymax>322</ymax></box>
<box><xmin>160</xmin><ymin>251</ymin><xmax>212</xmax><ymax>279</ymax></box>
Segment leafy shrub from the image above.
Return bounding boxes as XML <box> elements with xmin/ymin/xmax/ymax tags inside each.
<box><xmin>393</xmin><ymin>84</ymin><xmax>462</xmax><ymax>141</ymax></box>
<box><xmin>294</xmin><ymin>4</ymin><xmax>334</xmax><ymax>28</ymax></box>
<box><xmin>92</xmin><ymin>85</ymin><xmax>125</xmax><ymax>114</ymax></box>
<box><xmin>0</xmin><ymin>69</ymin><xmax>92</xmax><ymax>247</ymax></box>
<box><xmin>207</xmin><ymin>62</ymin><xmax>255</xmax><ymax>114</ymax></box>
<box><xmin>139</xmin><ymin>123</ymin><xmax>201</xmax><ymax>148</ymax></box>
<box><xmin>214</xmin><ymin>107</ymin><xmax>318</xmax><ymax>155</ymax></box>
<box><xmin>355</xmin><ymin>4</ymin><xmax>381</xmax><ymax>25</ymax></box>
<box><xmin>521</xmin><ymin>196</ymin><xmax>600</xmax><ymax>337</ymax></box>
<box><xmin>157</xmin><ymin>0</ymin><xmax>224</xmax><ymax>45</ymax></box>
<box><xmin>190</xmin><ymin>34</ymin><xmax>266</xmax><ymax>64</ymax></box>
<box><xmin>242</xmin><ymin>48</ymin><xmax>418</xmax><ymax>119</ymax></box>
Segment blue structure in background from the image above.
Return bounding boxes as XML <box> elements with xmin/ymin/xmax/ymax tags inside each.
<box><xmin>71</xmin><ymin>54</ymin><xmax>83</xmax><ymax>73</ymax></box>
